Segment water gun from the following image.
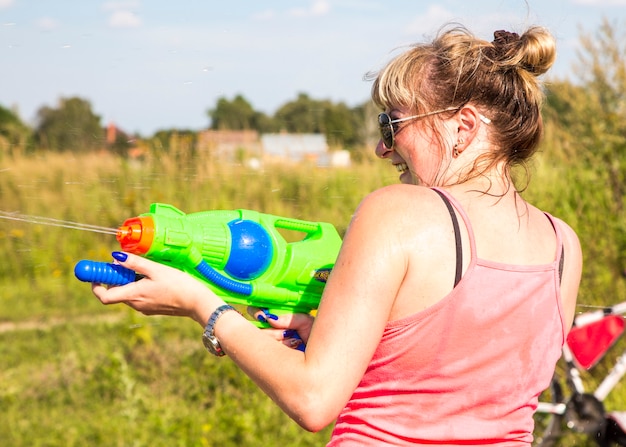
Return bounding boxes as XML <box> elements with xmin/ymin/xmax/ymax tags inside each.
<box><xmin>74</xmin><ymin>203</ymin><xmax>342</xmax><ymax>326</ymax></box>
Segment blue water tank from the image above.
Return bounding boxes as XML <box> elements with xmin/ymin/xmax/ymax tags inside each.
<box><xmin>224</xmin><ymin>219</ymin><xmax>273</xmax><ymax>280</ymax></box>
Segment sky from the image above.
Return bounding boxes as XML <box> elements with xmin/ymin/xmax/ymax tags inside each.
<box><xmin>1</xmin><ymin>0</ymin><xmax>625</xmax><ymax>136</ymax></box>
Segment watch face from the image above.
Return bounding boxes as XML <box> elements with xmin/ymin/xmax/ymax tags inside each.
<box><xmin>202</xmin><ymin>332</ymin><xmax>215</xmax><ymax>351</ymax></box>
<box><xmin>203</xmin><ymin>332</ymin><xmax>223</xmax><ymax>356</ymax></box>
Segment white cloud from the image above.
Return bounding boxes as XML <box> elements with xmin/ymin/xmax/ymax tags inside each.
<box><xmin>108</xmin><ymin>10</ymin><xmax>141</xmax><ymax>28</ymax></box>
<box><xmin>252</xmin><ymin>10</ymin><xmax>276</xmax><ymax>21</ymax></box>
<box><xmin>102</xmin><ymin>1</ymin><xmax>141</xmax><ymax>11</ymax></box>
<box><xmin>403</xmin><ymin>6</ymin><xmax>526</xmax><ymax>43</ymax></box>
<box><xmin>288</xmin><ymin>0</ymin><xmax>330</xmax><ymax>18</ymax></box>
<box><xmin>103</xmin><ymin>0</ymin><xmax>142</xmax><ymax>28</ymax></box>
<box><xmin>36</xmin><ymin>17</ymin><xmax>60</xmax><ymax>32</ymax></box>
<box><xmin>0</xmin><ymin>0</ymin><xmax>13</xmax><ymax>9</ymax></box>
<box><xmin>404</xmin><ymin>5</ymin><xmax>455</xmax><ymax>36</ymax></box>
<box><xmin>252</xmin><ymin>0</ymin><xmax>330</xmax><ymax>22</ymax></box>
<box><xmin>311</xmin><ymin>0</ymin><xmax>330</xmax><ymax>16</ymax></box>
<box><xmin>573</xmin><ymin>0</ymin><xmax>626</xmax><ymax>4</ymax></box>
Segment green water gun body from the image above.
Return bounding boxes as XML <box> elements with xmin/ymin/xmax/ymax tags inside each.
<box><xmin>75</xmin><ymin>203</ymin><xmax>342</xmax><ymax>324</ymax></box>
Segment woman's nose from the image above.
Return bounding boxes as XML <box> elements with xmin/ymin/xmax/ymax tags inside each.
<box><xmin>375</xmin><ymin>139</ymin><xmax>392</xmax><ymax>159</ymax></box>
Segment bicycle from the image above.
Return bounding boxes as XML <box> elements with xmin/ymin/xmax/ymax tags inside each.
<box><xmin>534</xmin><ymin>301</ymin><xmax>626</xmax><ymax>446</ymax></box>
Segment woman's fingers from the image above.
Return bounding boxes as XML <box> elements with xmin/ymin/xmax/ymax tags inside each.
<box><xmin>248</xmin><ymin>307</ymin><xmax>314</xmax><ymax>346</ymax></box>
<box><xmin>90</xmin><ymin>252</ymin><xmax>213</xmax><ymax>319</ymax></box>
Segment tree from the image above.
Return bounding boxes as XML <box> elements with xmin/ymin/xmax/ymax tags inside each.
<box><xmin>581</xmin><ymin>18</ymin><xmax>626</xmax><ymax>204</ymax></box>
<box><xmin>350</xmin><ymin>100</ymin><xmax>380</xmax><ymax>156</ymax></box>
<box><xmin>208</xmin><ymin>94</ymin><xmax>274</xmax><ymax>132</ymax></box>
<box><xmin>543</xmin><ymin>17</ymin><xmax>626</xmax><ymax>201</ymax></box>
<box><xmin>541</xmin><ymin>17</ymin><xmax>626</xmax><ymax>290</ymax></box>
<box><xmin>206</xmin><ymin>92</ymin><xmax>373</xmax><ymax>149</ymax></box>
<box><xmin>322</xmin><ymin>101</ymin><xmax>357</xmax><ymax>148</ymax></box>
<box><xmin>0</xmin><ymin>104</ymin><xmax>31</xmax><ymax>156</ymax></box>
<box><xmin>274</xmin><ymin>93</ymin><xmax>324</xmax><ymax>133</ymax></box>
<box><xmin>274</xmin><ymin>93</ymin><xmax>368</xmax><ymax>149</ymax></box>
<box><xmin>34</xmin><ymin>97</ymin><xmax>103</xmax><ymax>152</ymax></box>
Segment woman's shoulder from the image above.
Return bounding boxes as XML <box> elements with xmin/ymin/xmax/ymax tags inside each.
<box><xmin>353</xmin><ymin>185</ymin><xmax>452</xmax><ymax>232</ymax></box>
<box><xmin>548</xmin><ymin>214</ymin><xmax>583</xmax><ymax>273</ymax></box>
<box><xmin>547</xmin><ymin>215</ymin><xmax>580</xmax><ymax>245</ymax></box>
<box><xmin>543</xmin><ymin>214</ymin><xmax>582</xmax><ymax>329</ymax></box>
<box><xmin>360</xmin><ymin>184</ymin><xmax>441</xmax><ymax>208</ymax></box>
<box><xmin>528</xmin><ymin>205</ymin><xmax>581</xmax><ymax>252</ymax></box>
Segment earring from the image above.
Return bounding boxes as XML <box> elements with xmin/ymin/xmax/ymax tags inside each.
<box><xmin>453</xmin><ymin>137</ymin><xmax>464</xmax><ymax>158</ymax></box>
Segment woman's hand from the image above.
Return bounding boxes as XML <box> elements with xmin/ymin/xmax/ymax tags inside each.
<box><xmin>248</xmin><ymin>308</ymin><xmax>315</xmax><ymax>350</ymax></box>
<box><xmin>91</xmin><ymin>252</ymin><xmax>221</xmax><ymax>325</ymax></box>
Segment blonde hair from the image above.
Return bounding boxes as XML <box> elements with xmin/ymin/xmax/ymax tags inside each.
<box><xmin>369</xmin><ymin>25</ymin><xmax>556</xmax><ymax>183</ymax></box>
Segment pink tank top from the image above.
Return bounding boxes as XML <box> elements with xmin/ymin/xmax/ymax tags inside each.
<box><xmin>328</xmin><ymin>189</ymin><xmax>566</xmax><ymax>446</ymax></box>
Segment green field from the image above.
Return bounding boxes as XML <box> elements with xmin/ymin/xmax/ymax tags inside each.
<box><xmin>0</xmin><ymin>151</ymin><xmax>395</xmax><ymax>446</ymax></box>
<box><xmin>1</xmin><ymin>148</ymin><xmax>625</xmax><ymax>446</ymax></box>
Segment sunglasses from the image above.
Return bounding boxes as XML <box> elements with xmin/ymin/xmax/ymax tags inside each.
<box><xmin>378</xmin><ymin>107</ymin><xmax>491</xmax><ymax>149</ymax></box>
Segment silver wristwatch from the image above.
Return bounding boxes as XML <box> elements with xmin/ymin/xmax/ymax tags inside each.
<box><xmin>202</xmin><ymin>304</ymin><xmax>237</xmax><ymax>357</ymax></box>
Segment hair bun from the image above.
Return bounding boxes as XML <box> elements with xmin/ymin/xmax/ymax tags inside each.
<box><xmin>490</xmin><ymin>27</ymin><xmax>555</xmax><ymax>76</ymax></box>
<box><xmin>493</xmin><ymin>30</ymin><xmax>520</xmax><ymax>47</ymax></box>
<box><xmin>492</xmin><ymin>30</ymin><xmax>520</xmax><ymax>59</ymax></box>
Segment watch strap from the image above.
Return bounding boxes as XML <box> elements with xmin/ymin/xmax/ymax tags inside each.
<box><xmin>202</xmin><ymin>304</ymin><xmax>238</xmax><ymax>357</ymax></box>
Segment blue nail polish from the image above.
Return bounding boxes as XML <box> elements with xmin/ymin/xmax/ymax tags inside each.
<box><xmin>283</xmin><ymin>329</ymin><xmax>298</xmax><ymax>338</ymax></box>
<box><xmin>257</xmin><ymin>314</ymin><xmax>268</xmax><ymax>323</ymax></box>
<box><xmin>112</xmin><ymin>251</ymin><xmax>128</xmax><ymax>262</ymax></box>
<box><xmin>262</xmin><ymin>309</ymin><xmax>279</xmax><ymax>320</ymax></box>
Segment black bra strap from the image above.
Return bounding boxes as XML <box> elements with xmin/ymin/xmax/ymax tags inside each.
<box><xmin>544</xmin><ymin>212</ymin><xmax>565</xmax><ymax>284</ymax></box>
<box><xmin>559</xmin><ymin>246</ymin><xmax>564</xmax><ymax>283</ymax></box>
<box><xmin>432</xmin><ymin>189</ymin><xmax>463</xmax><ymax>287</ymax></box>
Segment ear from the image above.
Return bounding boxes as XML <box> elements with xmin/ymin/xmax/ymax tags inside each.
<box><xmin>453</xmin><ymin>105</ymin><xmax>483</xmax><ymax>155</ymax></box>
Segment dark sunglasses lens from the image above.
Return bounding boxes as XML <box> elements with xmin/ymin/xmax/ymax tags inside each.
<box><xmin>378</xmin><ymin>114</ymin><xmax>394</xmax><ymax>149</ymax></box>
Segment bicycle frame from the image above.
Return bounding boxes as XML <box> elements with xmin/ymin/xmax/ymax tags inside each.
<box><xmin>534</xmin><ymin>301</ymin><xmax>626</xmax><ymax>446</ymax></box>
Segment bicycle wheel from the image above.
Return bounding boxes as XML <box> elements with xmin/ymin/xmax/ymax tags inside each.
<box><xmin>605</xmin><ymin>413</ymin><xmax>626</xmax><ymax>446</ymax></box>
<box><xmin>534</xmin><ymin>375</ymin><xmax>566</xmax><ymax>447</ymax></box>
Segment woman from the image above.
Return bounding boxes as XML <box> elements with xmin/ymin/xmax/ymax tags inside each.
<box><xmin>93</xmin><ymin>25</ymin><xmax>582</xmax><ymax>445</ymax></box>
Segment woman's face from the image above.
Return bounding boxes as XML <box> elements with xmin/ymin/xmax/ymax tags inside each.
<box><xmin>375</xmin><ymin>108</ymin><xmax>450</xmax><ymax>186</ymax></box>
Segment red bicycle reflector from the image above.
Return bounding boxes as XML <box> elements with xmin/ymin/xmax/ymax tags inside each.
<box><xmin>566</xmin><ymin>315</ymin><xmax>625</xmax><ymax>370</ymax></box>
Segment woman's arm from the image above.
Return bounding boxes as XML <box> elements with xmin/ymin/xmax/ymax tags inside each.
<box><xmin>91</xmin><ymin>186</ymin><xmax>412</xmax><ymax>431</ymax></box>
<box><xmin>553</xmin><ymin>217</ymin><xmax>583</xmax><ymax>330</ymax></box>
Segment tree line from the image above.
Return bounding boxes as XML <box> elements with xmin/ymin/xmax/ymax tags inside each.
<box><xmin>1</xmin><ymin>17</ymin><xmax>626</xmax><ymax>302</ymax></box>
<box><xmin>0</xmin><ymin>91</ymin><xmax>379</xmax><ymax>157</ymax></box>
<box><xmin>0</xmin><ymin>18</ymin><xmax>625</xmax><ymax>166</ymax></box>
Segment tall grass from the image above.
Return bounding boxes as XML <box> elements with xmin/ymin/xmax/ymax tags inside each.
<box><xmin>0</xmin><ymin>148</ymin><xmax>623</xmax><ymax>446</ymax></box>
<box><xmin>0</xmin><ymin>150</ymin><xmax>396</xmax><ymax>446</ymax></box>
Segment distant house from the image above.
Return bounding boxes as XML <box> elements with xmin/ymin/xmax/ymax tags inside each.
<box><xmin>261</xmin><ymin>133</ymin><xmax>330</xmax><ymax>164</ymax></box>
<box><xmin>197</xmin><ymin>129</ymin><xmax>261</xmax><ymax>161</ymax></box>
<box><xmin>196</xmin><ymin>130</ymin><xmax>350</xmax><ymax>167</ymax></box>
